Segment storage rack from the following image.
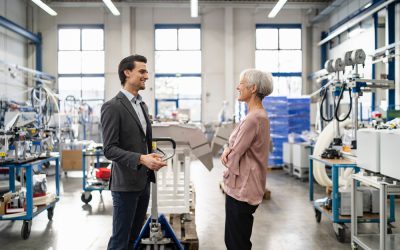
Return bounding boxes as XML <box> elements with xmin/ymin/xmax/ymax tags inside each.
<box><xmin>0</xmin><ymin>155</ymin><xmax>60</xmax><ymax>239</ymax></box>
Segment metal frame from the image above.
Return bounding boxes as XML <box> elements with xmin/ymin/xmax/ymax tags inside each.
<box><xmin>0</xmin><ymin>15</ymin><xmax>42</xmax><ymax>73</ymax></box>
<box><xmin>308</xmin><ymin>156</ymin><xmax>395</xmax><ymax>226</ymax></box>
<box><xmin>351</xmin><ymin>173</ymin><xmax>399</xmax><ymax>250</ymax></box>
<box><xmin>386</xmin><ymin>2</ymin><xmax>396</xmax><ymax>110</ymax></box>
<box><xmin>82</xmin><ymin>149</ymin><xmax>108</xmax><ymax>194</ymax></box>
<box><xmin>318</xmin><ymin>0</ymin><xmax>399</xmax><ymax>46</ymax></box>
<box><xmin>0</xmin><ymin>156</ymin><xmax>60</xmax><ymax>238</ymax></box>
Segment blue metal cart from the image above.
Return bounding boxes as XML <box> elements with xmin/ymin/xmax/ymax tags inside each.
<box><xmin>309</xmin><ymin>155</ymin><xmax>396</xmax><ymax>242</ymax></box>
<box><xmin>0</xmin><ymin>155</ymin><xmax>60</xmax><ymax>239</ymax></box>
<box><xmin>81</xmin><ymin>149</ymin><xmax>109</xmax><ymax>204</ymax></box>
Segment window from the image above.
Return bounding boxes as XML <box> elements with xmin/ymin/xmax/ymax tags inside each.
<box><xmin>255</xmin><ymin>24</ymin><xmax>302</xmax><ymax>96</ymax></box>
<box><xmin>57</xmin><ymin>25</ymin><xmax>105</xmax><ymax>112</ymax></box>
<box><xmin>154</xmin><ymin>24</ymin><xmax>202</xmax><ymax>122</ymax></box>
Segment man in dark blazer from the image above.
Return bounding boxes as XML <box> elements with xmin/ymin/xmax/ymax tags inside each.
<box><xmin>101</xmin><ymin>54</ymin><xmax>166</xmax><ymax>250</ymax></box>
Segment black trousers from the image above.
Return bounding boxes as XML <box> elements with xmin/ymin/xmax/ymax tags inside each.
<box><xmin>107</xmin><ymin>183</ymin><xmax>150</xmax><ymax>250</ymax></box>
<box><xmin>225</xmin><ymin>195</ymin><xmax>259</xmax><ymax>250</ymax></box>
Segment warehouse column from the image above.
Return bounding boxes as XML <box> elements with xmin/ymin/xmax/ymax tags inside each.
<box><xmin>224</xmin><ymin>7</ymin><xmax>235</xmax><ymax>119</ymax></box>
<box><xmin>121</xmin><ymin>7</ymin><xmax>131</xmax><ymax>56</ymax></box>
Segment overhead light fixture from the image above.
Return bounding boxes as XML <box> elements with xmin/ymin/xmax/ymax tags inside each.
<box><xmin>363</xmin><ymin>2</ymin><xmax>372</xmax><ymax>9</ymax></box>
<box><xmin>31</xmin><ymin>0</ymin><xmax>57</xmax><ymax>16</ymax></box>
<box><xmin>103</xmin><ymin>0</ymin><xmax>120</xmax><ymax>16</ymax></box>
<box><xmin>191</xmin><ymin>0</ymin><xmax>198</xmax><ymax>18</ymax></box>
<box><xmin>268</xmin><ymin>0</ymin><xmax>287</xmax><ymax>18</ymax></box>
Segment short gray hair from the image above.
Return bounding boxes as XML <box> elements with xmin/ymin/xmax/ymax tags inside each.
<box><xmin>240</xmin><ymin>69</ymin><xmax>274</xmax><ymax>99</ymax></box>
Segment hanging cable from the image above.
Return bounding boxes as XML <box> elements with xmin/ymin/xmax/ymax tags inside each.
<box><xmin>334</xmin><ymin>83</ymin><xmax>352</xmax><ymax>122</ymax></box>
<box><xmin>319</xmin><ymin>87</ymin><xmax>334</xmax><ymax>122</ymax></box>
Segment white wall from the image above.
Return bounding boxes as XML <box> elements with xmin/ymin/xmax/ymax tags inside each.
<box><xmin>0</xmin><ymin>0</ymin><xmax>29</xmax><ymax>101</ymax></box>
<box><xmin>38</xmin><ymin>4</ymin><xmax>322</xmax><ymax>123</ymax></box>
<box><xmin>329</xmin><ymin>0</ymin><xmax>372</xmax><ymax>26</ymax></box>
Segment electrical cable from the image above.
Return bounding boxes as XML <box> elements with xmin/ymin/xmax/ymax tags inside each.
<box><xmin>319</xmin><ymin>87</ymin><xmax>334</xmax><ymax>122</ymax></box>
<box><xmin>334</xmin><ymin>83</ymin><xmax>352</xmax><ymax>122</ymax></box>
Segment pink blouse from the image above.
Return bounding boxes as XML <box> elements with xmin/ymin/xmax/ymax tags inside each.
<box><xmin>223</xmin><ymin>109</ymin><xmax>270</xmax><ymax>205</ymax></box>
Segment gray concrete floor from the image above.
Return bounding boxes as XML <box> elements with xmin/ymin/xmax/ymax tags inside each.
<box><xmin>0</xmin><ymin>159</ymin><xmax>399</xmax><ymax>249</ymax></box>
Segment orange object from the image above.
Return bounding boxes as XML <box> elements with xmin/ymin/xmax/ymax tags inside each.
<box><xmin>342</xmin><ymin>145</ymin><xmax>351</xmax><ymax>152</ymax></box>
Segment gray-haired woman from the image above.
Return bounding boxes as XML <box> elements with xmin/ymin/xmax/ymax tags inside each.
<box><xmin>221</xmin><ymin>69</ymin><xmax>273</xmax><ymax>250</ymax></box>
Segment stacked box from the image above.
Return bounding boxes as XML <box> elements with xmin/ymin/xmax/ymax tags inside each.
<box><xmin>263</xmin><ymin>96</ymin><xmax>288</xmax><ymax>168</ymax></box>
<box><xmin>288</xmin><ymin>97</ymin><xmax>310</xmax><ymax>135</ymax></box>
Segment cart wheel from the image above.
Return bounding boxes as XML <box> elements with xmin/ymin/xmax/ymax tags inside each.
<box><xmin>47</xmin><ymin>207</ymin><xmax>55</xmax><ymax>221</ymax></box>
<box><xmin>21</xmin><ymin>220</ymin><xmax>32</xmax><ymax>240</ymax></box>
<box><xmin>335</xmin><ymin>227</ymin><xmax>346</xmax><ymax>243</ymax></box>
<box><xmin>387</xmin><ymin>227</ymin><xmax>393</xmax><ymax>234</ymax></box>
<box><xmin>81</xmin><ymin>192</ymin><xmax>92</xmax><ymax>204</ymax></box>
<box><xmin>314</xmin><ymin>209</ymin><xmax>322</xmax><ymax>223</ymax></box>
<box><xmin>351</xmin><ymin>242</ymin><xmax>359</xmax><ymax>250</ymax></box>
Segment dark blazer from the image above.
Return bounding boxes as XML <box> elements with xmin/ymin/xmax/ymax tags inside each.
<box><xmin>101</xmin><ymin>91</ymin><xmax>155</xmax><ymax>192</ymax></box>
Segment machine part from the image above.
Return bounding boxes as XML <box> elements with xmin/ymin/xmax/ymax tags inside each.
<box><xmin>319</xmin><ymin>87</ymin><xmax>334</xmax><ymax>122</ymax></box>
<box><xmin>334</xmin><ymin>58</ymin><xmax>345</xmax><ymax>72</ymax></box>
<box><xmin>21</xmin><ymin>220</ymin><xmax>32</xmax><ymax>240</ymax></box>
<box><xmin>47</xmin><ymin>206</ymin><xmax>54</xmax><ymax>220</ymax></box>
<box><xmin>211</xmin><ymin>123</ymin><xmax>236</xmax><ymax>156</ymax></box>
<box><xmin>334</xmin><ymin>84</ymin><xmax>352</xmax><ymax>122</ymax></box>
<box><xmin>334</xmin><ymin>223</ymin><xmax>346</xmax><ymax>243</ymax></box>
<box><xmin>152</xmin><ymin>124</ymin><xmax>213</xmax><ymax>170</ymax></box>
<box><xmin>312</xmin><ymin>118</ymin><xmax>353</xmax><ymax>187</ymax></box>
<box><xmin>352</xmin><ymin>49</ymin><xmax>366</xmax><ymax>65</ymax></box>
<box><xmin>380</xmin><ymin>130</ymin><xmax>400</xmax><ymax>180</ymax></box>
<box><xmin>315</xmin><ymin>208</ymin><xmax>322</xmax><ymax>223</ymax></box>
<box><xmin>5</xmin><ymin>113</ymin><xmax>20</xmax><ymax>131</ymax></box>
<box><xmin>357</xmin><ymin>129</ymin><xmax>383</xmax><ymax>173</ymax></box>
<box><xmin>344</xmin><ymin>49</ymin><xmax>366</xmax><ymax>66</ymax></box>
<box><xmin>324</xmin><ymin>59</ymin><xmax>335</xmax><ymax>73</ymax></box>
<box><xmin>136</xmin><ymin>137</ymin><xmax>183</xmax><ymax>250</ymax></box>
<box><xmin>81</xmin><ymin>191</ymin><xmax>92</xmax><ymax>204</ymax></box>
<box><xmin>321</xmin><ymin>148</ymin><xmax>342</xmax><ymax>159</ymax></box>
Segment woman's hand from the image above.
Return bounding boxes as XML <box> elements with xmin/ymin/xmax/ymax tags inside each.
<box><xmin>220</xmin><ymin>146</ymin><xmax>231</xmax><ymax>167</ymax></box>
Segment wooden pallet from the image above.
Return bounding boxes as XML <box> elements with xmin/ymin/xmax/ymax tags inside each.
<box><xmin>169</xmin><ymin>213</ymin><xmax>199</xmax><ymax>250</ymax></box>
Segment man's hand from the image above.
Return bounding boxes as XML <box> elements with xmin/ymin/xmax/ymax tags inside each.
<box><xmin>139</xmin><ymin>153</ymin><xmax>167</xmax><ymax>171</ymax></box>
<box><xmin>220</xmin><ymin>146</ymin><xmax>231</xmax><ymax>167</ymax></box>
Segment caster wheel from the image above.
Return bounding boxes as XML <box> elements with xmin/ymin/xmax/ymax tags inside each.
<box><xmin>387</xmin><ymin>227</ymin><xmax>393</xmax><ymax>234</ymax></box>
<box><xmin>315</xmin><ymin>209</ymin><xmax>322</xmax><ymax>223</ymax></box>
<box><xmin>351</xmin><ymin>243</ymin><xmax>359</xmax><ymax>250</ymax></box>
<box><xmin>335</xmin><ymin>227</ymin><xmax>346</xmax><ymax>243</ymax></box>
<box><xmin>81</xmin><ymin>192</ymin><xmax>92</xmax><ymax>204</ymax></box>
<box><xmin>21</xmin><ymin>220</ymin><xmax>32</xmax><ymax>240</ymax></box>
<box><xmin>47</xmin><ymin>207</ymin><xmax>55</xmax><ymax>220</ymax></box>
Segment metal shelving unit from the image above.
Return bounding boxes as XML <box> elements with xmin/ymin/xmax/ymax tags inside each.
<box><xmin>351</xmin><ymin>173</ymin><xmax>400</xmax><ymax>250</ymax></box>
<box><xmin>0</xmin><ymin>155</ymin><xmax>60</xmax><ymax>239</ymax></box>
<box><xmin>309</xmin><ymin>156</ymin><xmax>395</xmax><ymax>242</ymax></box>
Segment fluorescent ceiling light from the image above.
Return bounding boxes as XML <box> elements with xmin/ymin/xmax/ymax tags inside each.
<box><xmin>191</xmin><ymin>0</ymin><xmax>198</xmax><ymax>18</ymax></box>
<box><xmin>268</xmin><ymin>0</ymin><xmax>287</xmax><ymax>18</ymax></box>
<box><xmin>103</xmin><ymin>0</ymin><xmax>120</xmax><ymax>16</ymax></box>
<box><xmin>31</xmin><ymin>0</ymin><xmax>57</xmax><ymax>16</ymax></box>
<box><xmin>363</xmin><ymin>2</ymin><xmax>372</xmax><ymax>9</ymax></box>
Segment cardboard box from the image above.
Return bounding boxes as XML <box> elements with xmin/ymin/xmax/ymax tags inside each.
<box><xmin>61</xmin><ymin>150</ymin><xmax>83</xmax><ymax>171</ymax></box>
<box><xmin>0</xmin><ymin>192</ymin><xmax>12</xmax><ymax>215</ymax></box>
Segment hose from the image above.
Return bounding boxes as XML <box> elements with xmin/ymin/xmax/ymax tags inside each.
<box><xmin>334</xmin><ymin>84</ymin><xmax>352</xmax><ymax>122</ymax></box>
<box><xmin>319</xmin><ymin>87</ymin><xmax>334</xmax><ymax>122</ymax></box>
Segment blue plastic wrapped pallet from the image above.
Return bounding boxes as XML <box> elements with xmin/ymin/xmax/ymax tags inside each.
<box><xmin>288</xmin><ymin>97</ymin><xmax>310</xmax><ymax>134</ymax></box>
<box><xmin>263</xmin><ymin>96</ymin><xmax>289</xmax><ymax>168</ymax></box>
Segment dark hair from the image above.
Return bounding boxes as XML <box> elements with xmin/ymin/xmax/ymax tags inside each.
<box><xmin>118</xmin><ymin>54</ymin><xmax>147</xmax><ymax>85</ymax></box>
